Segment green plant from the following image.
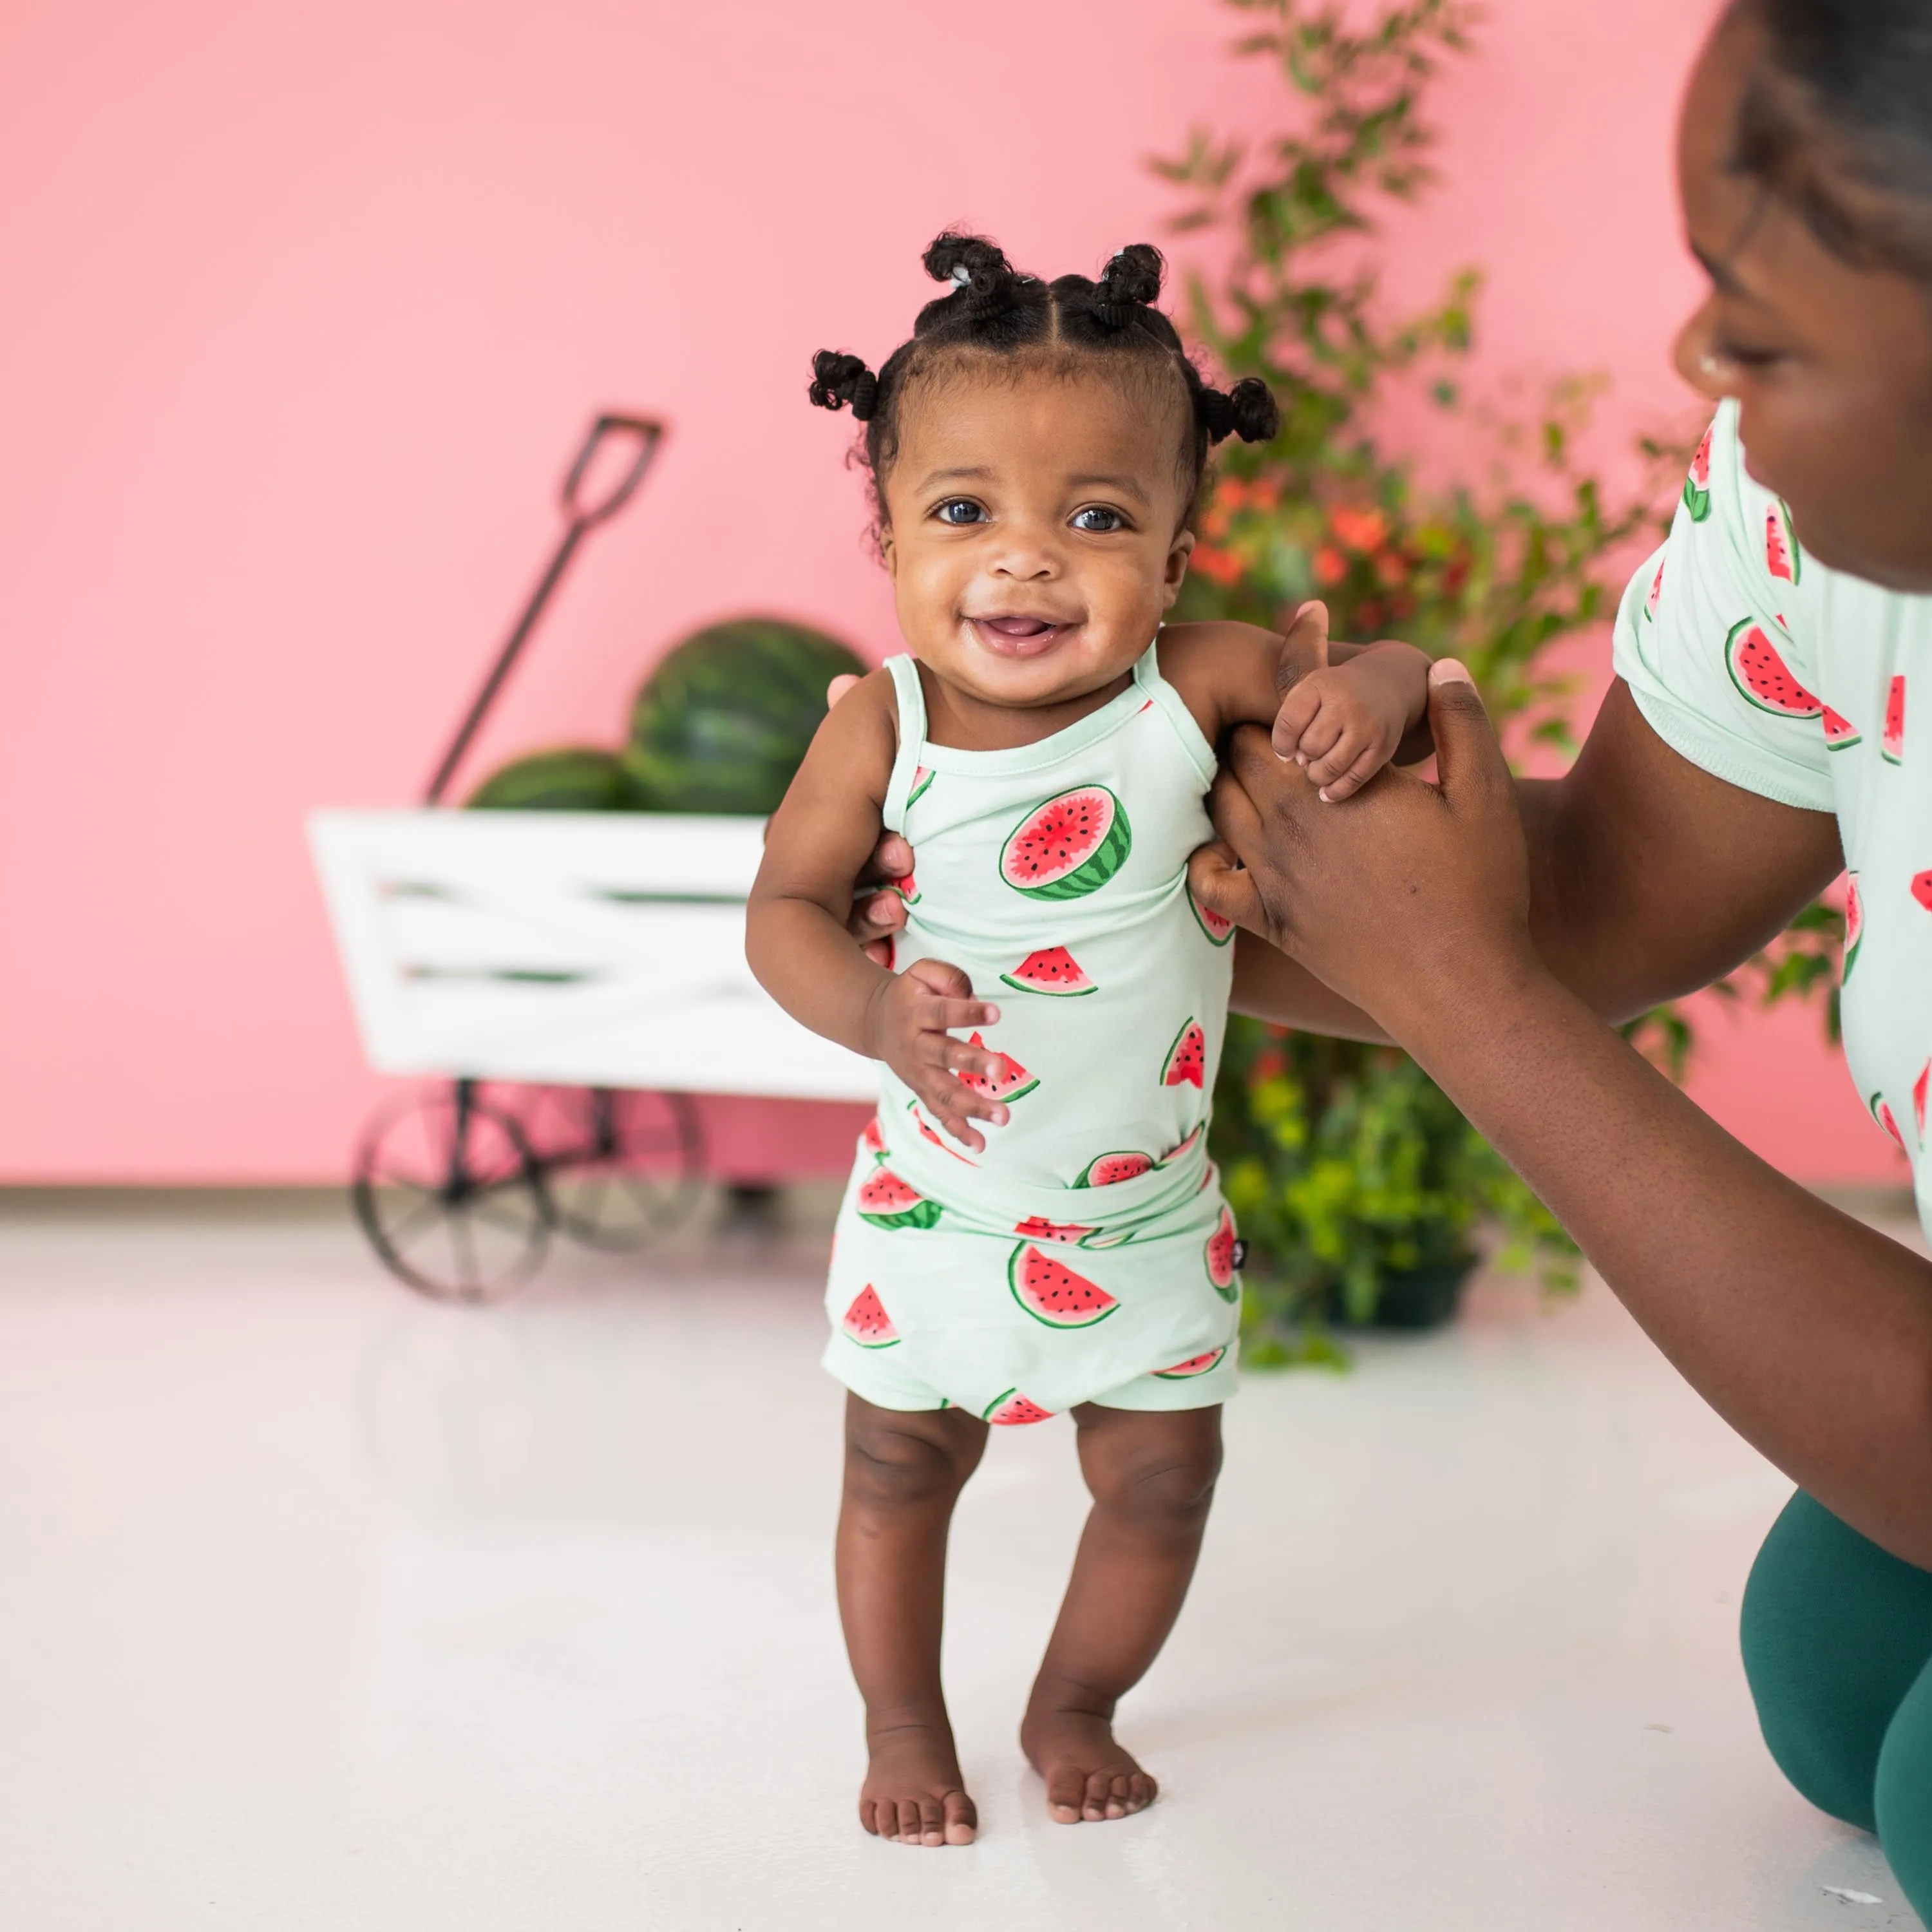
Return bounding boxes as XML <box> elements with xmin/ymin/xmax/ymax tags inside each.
<box><xmin>1161</xmin><ymin>0</ymin><xmax>1839</xmax><ymax>1361</ymax></box>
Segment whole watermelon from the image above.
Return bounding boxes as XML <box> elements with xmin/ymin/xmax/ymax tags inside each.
<box><xmin>466</xmin><ymin>746</ymin><xmax>629</xmax><ymax>811</ymax></box>
<box><xmin>623</xmin><ymin>618</ymin><xmax>866</xmax><ymax>814</ymax></box>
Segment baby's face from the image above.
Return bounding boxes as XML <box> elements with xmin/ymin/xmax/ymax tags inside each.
<box><xmin>878</xmin><ymin>368</ymin><xmax>1195</xmax><ymax>710</ymax></box>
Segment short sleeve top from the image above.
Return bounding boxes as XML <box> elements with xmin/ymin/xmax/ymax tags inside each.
<box><xmin>1611</xmin><ymin>399</ymin><xmax>1932</xmax><ymax>1217</ymax></box>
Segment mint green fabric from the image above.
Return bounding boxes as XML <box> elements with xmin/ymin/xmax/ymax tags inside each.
<box><xmin>1741</xmin><ymin>1491</ymin><xmax>1932</xmax><ymax>1912</ymax></box>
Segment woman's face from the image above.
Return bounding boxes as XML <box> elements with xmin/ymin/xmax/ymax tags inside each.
<box><xmin>1674</xmin><ymin>8</ymin><xmax>1932</xmax><ymax>592</ymax></box>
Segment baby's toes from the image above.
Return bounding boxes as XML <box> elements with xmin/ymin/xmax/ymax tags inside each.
<box><xmin>1046</xmin><ymin>1763</ymin><xmax>1088</xmax><ymax>1824</ymax></box>
<box><xmin>896</xmin><ymin>1797</ymin><xmax>927</xmax><ymax>1844</ymax></box>
<box><xmin>1083</xmin><ymin>1769</ymin><xmax>1118</xmax><ymax>1821</ymax></box>
<box><xmin>1126</xmin><ymin>1770</ymin><xmax>1157</xmax><ymax>1814</ymax></box>
<box><xmin>916</xmin><ymin>1795</ymin><xmax>949</xmax><ymax>1847</ymax></box>
<box><xmin>943</xmin><ymin>1790</ymin><xmax>977</xmax><ymax>1846</ymax></box>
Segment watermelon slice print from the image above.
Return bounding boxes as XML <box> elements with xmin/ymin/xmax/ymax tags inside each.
<box><xmin>1913</xmin><ymin>872</ymin><xmax>1932</xmax><ymax>914</ymax></box>
<box><xmin>886</xmin><ymin>871</ymin><xmax>920</xmax><ymax>905</ymax></box>
<box><xmin>1159</xmin><ymin>1123</ymin><xmax>1204</xmax><ymax>1167</ymax></box>
<box><xmin>1162</xmin><ymin>1019</ymin><xmax>1207</xmax><ymax>1089</ymax></box>
<box><xmin>860</xmin><ymin>1114</ymin><xmax>887</xmax><ymax>1160</ymax></box>
<box><xmin>907</xmin><ymin>1101</ymin><xmax>978</xmax><ymax>1164</ymax></box>
<box><xmin>1823</xmin><ymin>707</ymin><xmax>1861</xmax><ymax>752</ymax></box>
<box><xmin>907</xmin><ymin>765</ymin><xmax>934</xmax><ymax>808</ymax></box>
<box><xmin>1726</xmin><ymin>619</ymin><xmax>1823</xmax><ymax>719</ymax></box>
<box><xmin>1766</xmin><ymin>500</ymin><xmax>1801</xmax><ymax>583</ymax></box>
<box><xmin>1009</xmin><ymin>1244</ymin><xmax>1119</xmax><ymax>1328</ymax></box>
<box><xmin>983</xmin><ymin>1389</ymin><xmax>1053</xmax><ymax>1425</ymax></box>
<box><xmin>1204</xmin><ymin>1206</ymin><xmax>1241</xmax><ymax>1302</ymax></box>
<box><xmin>1000</xmin><ymin>945</ymin><xmax>1095</xmax><ymax>996</ymax></box>
<box><xmin>999</xmin><ymin>786</ymin><xmax>1132</xmax><ymax>900</ymax></box>
<box><xmin>857</xmin><ymin>1169</ymin><xmax>942</xmax><ymax>1231</ymax></box>
<box><xmin>1155</xmin><ymin>1346</ymin><xmax>1228</xmax><ymax>1380</ymax></box>
<box><xmin>1917</xmin><ymin>1062</ymin><xmax>1931</xmax><ymax>1145</ymax></box>
<box><xmin>1189</xmin><ymin>893</ymin><xmax>1235</xmax><ymax>947</ymax></box>
<box><xmin>1871</xmin><ymin>1091</ymin><xmax>1908</xmax><ymax>1153</ymax></box>
<box><xmin>841</xmin><ymin>1285</ymin><xmax>901</xmax><ymax>1348</ymax></box>
<box><xmin>1074</xmin><ymin>1150</ymin><xmax>1155</xmax><ymax>1188</ymax></box>
<box><xmin>1683</xmin><ymin>425</ymin><xmax>1714</xmax><ymax>522</ymax></box>
<box><xmin>1844</xmin><ymin>873</ymin><xmax>1862</xmax><ymax>982</ymax></box>
<box><xmin>1643</xmin><ymin>554</ymin><xmax>1666</xmax><ymax>623</ymax></box>
<box><xmin>958</xmin><ymin>1032</ymin><xmax>1037</xmax><ymax>1104</ymax></box>
<box><xmin>1014</xmin><ymin>1215</ymin><xmax>1097</xmax><ymax>1244</ymax></box>
<box><xmin>1885</xmin><ymin>676</ymin><xmax>1906</xmax><ymax>764</ymax></box>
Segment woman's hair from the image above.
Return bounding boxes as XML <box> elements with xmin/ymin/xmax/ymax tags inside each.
<box><xmin>808</xmin><ymin>233</ymin><xmax>1279</xmax><ymax>538</ymax></box>
<box><xmin>1736</xmin><ymin>0</ymin><xmax>1932</xmax><ymax>276</ymax></box>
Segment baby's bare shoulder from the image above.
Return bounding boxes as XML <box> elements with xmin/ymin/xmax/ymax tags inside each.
<box><xmin>1159</xmin><ymin>621</ymin><xmax>1286</xmax><ymax>737</ymax></box>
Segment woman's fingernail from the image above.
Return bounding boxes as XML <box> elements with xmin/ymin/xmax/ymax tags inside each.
<box><xmin>1318</xmin><ymin>788</ymin><xmax>1332</xmax><ymax>802</ymax></box>
<box><xmin>984</xmin><ymin>1006</ymin><xmax>999</xmax><ymax>1025</ymax></box>
<box><xmin>1430</xmin><ymin>658</ymin><xmax>1475</xmax><ymax>686</ymax></box>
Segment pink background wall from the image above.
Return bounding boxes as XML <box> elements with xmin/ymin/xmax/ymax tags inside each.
<box><xmin>0</xmin><ymin>0</ymin><xmax>1899</xmax><ymax>1188</ymax></box>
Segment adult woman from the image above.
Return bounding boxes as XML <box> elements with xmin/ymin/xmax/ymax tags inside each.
<box><xmin>844</xmin><ymin>0</ymin><xmax>1932</xmax><ymax>1906</ymax></box>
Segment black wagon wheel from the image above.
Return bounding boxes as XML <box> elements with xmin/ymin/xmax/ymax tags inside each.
<box><xmin>508</xmin><ymin>1085</ymin><xmax>707</xmax><ymax>1252</ymax></box>
<box><xmin>352</xmin><ymin>1080</ymin><xmax>553</xmax><ymax>1303</ymax></box>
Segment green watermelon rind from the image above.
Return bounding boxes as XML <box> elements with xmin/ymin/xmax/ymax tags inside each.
<box><xmin>1008</xmin><ymin>1243</ymin><xmax>1119</xmax><ymax>1329</ymax></box>
<box><xmin>856</xmin><ymin>1173</ymin><xmax>943</xmax><ymax>1232</ymax></box>
<box><xmin>1768</xmin><ymin>500</ymin><xmax>1803</xmax><ymax>587</ymax></box>
<box><xmin>1844</xmin><ymin>873</ymin><xmax>1862</xmax><ymax>985</ymax></box>
<box><xmin>906</xmin><ymin>766</ymin><xmax>934</xmax><ymax>809</ymax></box>
<box><xmin>1823</xmin><ymin>708</ymin><xmax>1862</xmax><ymax>753</ymax></box>
<box><xmin>960</xmin><ymin>1036</ymin><xmax>1039</xmax><ymax>1104</ymax></box>
<box><xmin>1189</xmin><ymin>893</ymin><xmax>1236</xmax><ymax>947</ymax></box>
<box><xmin>1725</xmin><ymin>618</ymin><xmax>1823</xmax><ymax>721</ymax></box>
<box><xmin>999</xmin><ymin>947</ymin><xmax>1097</xmax><ymax>996</ymax></box>
<box><xmin>1204</xmin><ymin>1207</ymin><xmax>1240</xmax><ymax>1303</ymax></box>
<box><xmin>1683</xmin><ymin>481</ymin><xmax>1712</xmax><ymax>524</ymax></box>
<box><xmin>999</xmin><ymin>786</ymin><xmax>1133</xmax><ymax>901</ymax></box>
<box><xmin>1072</xmin><ymin>1151</ymin><xmax>1155</xmax><ymax>1189</ymax></box>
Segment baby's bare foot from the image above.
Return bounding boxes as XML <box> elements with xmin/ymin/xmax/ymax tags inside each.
<box><xmin>860</xmin><ymin>1721</ymin><xmax>977</xmax><ymax>1846</ymax></box>
<box><xmin>1020</xmin><ymin>1705</ymin><xmax>1157</xmax><ymax>1823</ymax></box>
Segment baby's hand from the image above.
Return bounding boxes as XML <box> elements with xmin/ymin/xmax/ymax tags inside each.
<box><xmin>864</xmin><ymin>958</ymin><xmax>1009</xmax><ymax>1152</ymax></box>
<box><xmin>1271</xmin><ymin>644</ymin><xmax>1430</xmax><ymax>802</ymax></box>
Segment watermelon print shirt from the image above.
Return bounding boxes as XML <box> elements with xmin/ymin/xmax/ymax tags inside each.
<box><xmin>1613</xmin><ymin>397</ymin><xmax>1932</xmax><ymax>1197</ymax></box>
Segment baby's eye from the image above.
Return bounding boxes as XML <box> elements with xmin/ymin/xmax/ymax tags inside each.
<box><xmin>1071</xmin><ymin>505</ymin><xmax>1128</xmax><ymax>533</ymax></box>
<box><xmin>934</xmin><ymin>498</ymin><xmax>988</xmax><ymax>526</ymax></box>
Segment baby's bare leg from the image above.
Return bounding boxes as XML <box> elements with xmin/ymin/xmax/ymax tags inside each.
<box><xmin>1021</xmin><ymin>1403</ymin><xmax>1223</xmax><ymax>1823</ymax></box>
<box><xmin>837</xmin><ymin>1393</ymin><xmax>987</xmax><ymax>1847</ymax></box>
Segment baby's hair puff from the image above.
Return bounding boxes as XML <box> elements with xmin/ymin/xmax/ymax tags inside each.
<box><xmin>808</xmin><ymin>231</ymin><xmax>1279</xmax><ymax>538</ymax></box>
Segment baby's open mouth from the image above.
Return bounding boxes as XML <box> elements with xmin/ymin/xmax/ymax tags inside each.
<box><xmin>968</xmin><ymin>614</ymin><xmax>1074</xmax><ymax>656</ymax></box>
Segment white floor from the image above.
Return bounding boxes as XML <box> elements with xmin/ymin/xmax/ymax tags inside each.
<box><xmin>0</xmin><ymin>1191</ymin><xmax>1917</xmax><ymax>1931</ymax></box>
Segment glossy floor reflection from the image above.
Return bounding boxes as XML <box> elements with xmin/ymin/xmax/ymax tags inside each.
<box><xmin>0</xmin><ymin>1189</ymin><xmax>1915</xmax><ymax>1931</ymax></box>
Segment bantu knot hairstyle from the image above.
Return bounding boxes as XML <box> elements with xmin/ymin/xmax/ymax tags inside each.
<box><xmin>806</xmin><ymin>231</ymin><xmax>1280</xmax><ymax>538</ymax></box>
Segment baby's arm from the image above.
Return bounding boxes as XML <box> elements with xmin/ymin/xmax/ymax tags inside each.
<box><xmin>746</xmin><ymin>671</ymin><xmax>1012</xmax><ymax>1151</ymax></box>
<box><xmin>1162</xmin><ymin>605</ymin><xmax>1434</xmax><ymax>800</ymax></box>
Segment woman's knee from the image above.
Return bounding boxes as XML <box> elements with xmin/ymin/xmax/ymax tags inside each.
<box><xmin>1742</xmin><ymin>1490</ymin><xmax>1932</xmax><ymax>1833</ymax></box>
<box><xmin>842</xmin><ymin>1401</ymin><xmax>985</xmax><ymax>1511</ymax></box>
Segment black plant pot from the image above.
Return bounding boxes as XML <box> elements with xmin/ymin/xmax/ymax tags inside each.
<box><xmin>1329</xmin><ymin>1254</ymin><xmax>1479</xmax><ymax>1331</ymax></box>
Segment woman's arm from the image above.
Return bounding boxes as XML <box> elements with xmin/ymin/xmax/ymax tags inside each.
<box><xmin>1209</xmin><ymin>663</ymin><xmax>1932</xmax><ymax>1567</ymax></box>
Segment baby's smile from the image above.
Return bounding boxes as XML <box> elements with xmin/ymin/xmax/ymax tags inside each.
<box><xmin>967</xmin><ymin>612</ymin><xmax>1080</xmax><ymax>658</ymax></box>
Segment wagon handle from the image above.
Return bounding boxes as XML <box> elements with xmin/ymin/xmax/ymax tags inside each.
<box><xmin>424</xmin><ymin>412</ymin><xmax>667</xmax><ymax>806</ymax></box>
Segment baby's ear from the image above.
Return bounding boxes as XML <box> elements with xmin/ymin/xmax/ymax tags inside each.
<box><xmin>1164</xmin><ymin>526</ymin><xmax>1196</xmax><ymax>603</ymax></box>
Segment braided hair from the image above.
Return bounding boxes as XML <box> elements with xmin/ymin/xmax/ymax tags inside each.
<box><xmin>808</xmin><ymin>232</ymin><xmax>1278</xmax><ymax>536</ymax></box>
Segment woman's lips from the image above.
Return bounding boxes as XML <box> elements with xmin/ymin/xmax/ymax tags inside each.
<box><xmin>967</xmin><ymin>614</ymin><xmax>1074</xmax><ymax>657</ymax></box>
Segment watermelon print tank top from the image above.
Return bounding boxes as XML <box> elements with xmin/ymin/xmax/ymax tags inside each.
<box><xmin>1614</xmin><ymin>399</ymin><xmax>1932</xmax><ymax>1224</ymax></box>
<box><xmin>869</xmin><ymin>639</ymin><xmax>1234</xmax><ymax>1229</ymax></box>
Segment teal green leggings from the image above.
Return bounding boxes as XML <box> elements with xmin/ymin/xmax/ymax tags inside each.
<box><xmin>1743</xmin><ymin>1492</ymin><xmax>1932</xmax><ymax>1915</ymax></box>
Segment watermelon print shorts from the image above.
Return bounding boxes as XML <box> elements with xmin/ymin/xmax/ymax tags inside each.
<box><xmin>822</xmin><ymin>1142</ymin><xmax>1242</xmax><ymax>1423</ymax></box>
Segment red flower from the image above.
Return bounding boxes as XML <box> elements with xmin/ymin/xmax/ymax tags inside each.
<box><xmin>1313</xmin><ymin>544</ymin><xmax>1347</xmax><ymax>587</ymax></box>
<box><xmin>1329</xmin><ymin>505</ymin><xmax>1388</xmax><ymax>553</ymax></box>
<box><xmin>1191</xmin><ymin>545</ymin><xmax>1244</xmax><ymax>586</ymax></box>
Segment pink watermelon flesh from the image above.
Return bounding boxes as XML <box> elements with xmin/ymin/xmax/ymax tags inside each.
<box><xmin>887</xmin><ymin>871</ymin><xmax>919</xmax><ymax>904</ymax></box>
<box><xmin>983</xmin><ymin>1390</ymin><xmax>1053</xmax><ymax>1425</ymax></box>
<box><xmin>1191</xmin><ymin>893</ymin><xmax>1235</xmax><ymax>945</ymax></box>
<box><xmin>1205</xmin><ymin>1207</ymin><xmax>1240</xmax><ymax>1300</ymax></box>
<box><xmin>842</xmin><ymin>1285</ymin><xmax>900</xmax><ymax>1347</ymax></box>
<box><xmin>1159</xmin><ymin>1123</ymin><xmax>1204</xmax><ymax>1166</ymax></box>
<box><xmin>1163</xmin><ymin>1019</ymin><xmax>1207</xmax><ymax>1089</ymax></box>
<box><xmin>1075</xmin><ymin>1151</ymin><xmax>1155</xmax><ymax>1188</ymax></box>
<box><xmin>1644</xmin><ymin>554</ymin><xmax>1665</xmax><ymax>621</ymax></box>
<box><xmin>1823</xmin><ymin>706</ymin><xmax>1861</xmax><ymax>750</ymax></box>
<box><xmin>958</xmin><ymin>1032</ymin><xmax>1037</xmax><ymax>1103</ymax></box>
<box><xmin>1155</xmin><ymin>1346</ymin><xmax>1227</xmax><ymax>1380</ymax></box>
<box><xmin>1918</xmin><ymin>1061</ymin><xmax>1931</xmax><ymax>1142</ymax></box>
<box><xmin>1014</xmin><ymin>1216</ymin><xmax>1095</xmax><ymax>1244</ymax></box>
<box><xmin>907</xmin><ymin>765</ymin><xmax>934</xmax><ymax>808</ymax></box>
<box><xmin>1886</xmin><ymin>676</ymin><xmax>1906</xmax><ymax>762</ymax></box>
<box><xmin>1001</xmin><ymin>945</ymin><xmax>1095</xmax><ymax>996</ymax></box>
<box><xmin>999</xmin><ymin>787</ymin><xmax>1132</xmax><ymax>900</ymax></box>
<box><xmin>1873</xmin><ymin>1093</ymin><xmax>1906</xmax><ymax>1150</ymax></box>
<box><xmin>1690</xmin><ymin>426</ymin><xmax>1712</xmax><ymax>487</ymax></box>
<box><xmin>1727</xmin><ymin>620</ymin><xmax>1822</xmax><ymax>719</ymax></box>
<box><xmin>1010</xmin><ymin>1244</ymin><xmax>1119</xmax><ymax>1327</ymax></box>
<box><xmin>1913</xmin><ymin>871</ymin><xmax>1932</xmax><ymax>914</ymax></box>
<box><xmin>861</xmin><ymin>1114</ymin><xmax>886</xmax><ymax>1158</ymax></box>
<box><xmin>1844</xmin><ymin>873</ymin><xmax>1863</xmax><ymax>980</ymax></box>
<box><xmin>857</xmin><ymin>1169</ymin><xmax>942</xmax><ymax>1230</ymax></box>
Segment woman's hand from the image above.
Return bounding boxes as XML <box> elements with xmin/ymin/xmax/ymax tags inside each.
<box><xmin>1191</xmin><ymin>661</ymin><xmax>1540</xmax><ymax>1039</ymax></box>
